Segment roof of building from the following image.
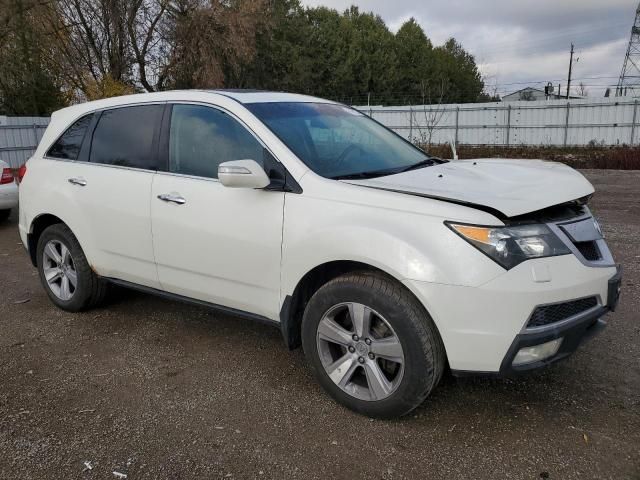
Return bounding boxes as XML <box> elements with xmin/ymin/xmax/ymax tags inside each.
<box><xmin>503</xmin><ymin>86</ymin><xmax>584</xmax><ymax>101</ymax></box>
<box><xmin>503</xmin><ymin>87</ymin><xmax>546</xmax><ymax>97</ymax></box>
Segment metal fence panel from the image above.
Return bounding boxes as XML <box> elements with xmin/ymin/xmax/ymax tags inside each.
<box><xmin>1</xmin><ymin>99</ymin><xmax>638</xmax><ymax>167</ymax></box>
<box><xmin>357</xmin><ymin>98</ymin><xmax>640</xmax><ymax>147</ymax></box>
<box><xmin>0</xmin><ymin>115</ymin><xmax>50</xmax><ymax>168</ymax></box>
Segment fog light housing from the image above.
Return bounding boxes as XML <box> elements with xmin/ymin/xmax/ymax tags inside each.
<box><xmin>512</xmin><ymin>338</ymin><xmax>563</xmax><ymax>366</ymax></box>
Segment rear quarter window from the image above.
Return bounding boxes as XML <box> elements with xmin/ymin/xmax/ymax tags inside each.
<box><xmin>47</xmin><ymin>114</ymin><xmax>94</xmax><ymax>160</ymax></box>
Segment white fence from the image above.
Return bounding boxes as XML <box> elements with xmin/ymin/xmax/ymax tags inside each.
<box><xmin>357</xmin><ymin>98</ymin><xmax>640</xmax><ymax>147</ymax></box>
<box><xmin>0</xmin><ymin>116</ymin><xmax>50</xmax><ymax>168</ymax></box>
<box><xmin>1</xmin><ymin>99</ymin><xmax>637</xmax><ymax>166</ymax></box>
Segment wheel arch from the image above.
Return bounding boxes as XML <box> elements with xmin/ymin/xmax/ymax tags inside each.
<box><xmin>280</xmin><ymin>260</ymin><xmax>421</xmax><ymax>350</ymax></box>
<box><xmin>27</xmin><ymin>213</ymin><xmax>68</xmax><ymax>267</ymax></box>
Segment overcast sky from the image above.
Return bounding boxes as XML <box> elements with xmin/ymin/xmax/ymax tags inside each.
<box><xmin>301</xmin><ymin>0</ymin><xmax>638</xmax><ymax>97</ymax></box>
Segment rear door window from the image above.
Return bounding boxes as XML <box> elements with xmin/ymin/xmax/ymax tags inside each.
<box><xmin>47</xmin><ymin>114</ymin><xmax>94</xmax><ymax>160</ymax></box>
<box><xmin>89</xmin><ymin>105</ymin><xmax>163</xmax><ymax>170</ymax></box>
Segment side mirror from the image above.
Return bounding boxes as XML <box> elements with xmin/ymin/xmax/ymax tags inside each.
<box><xmin>218</xmin><ymin>160</ymin><xmax>270</xmax><ymax>189</ymax></box>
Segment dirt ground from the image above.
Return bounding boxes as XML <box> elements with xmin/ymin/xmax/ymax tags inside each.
<box><xmin>0</xmin><ymin>169</ymin><xmax>638</xmax><ymax>480</ymax></box>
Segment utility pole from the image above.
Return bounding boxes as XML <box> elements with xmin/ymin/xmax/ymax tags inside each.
<box><xmin>566</xmin><ymin>43</ymin><xmax>575</xmax><ymax>99</ymax></box>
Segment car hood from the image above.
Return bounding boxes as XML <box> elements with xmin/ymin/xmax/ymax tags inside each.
<box><xmin>342</xmin><ymin>158</ymin><xmax>594</xmax><ymax>218</ymax></box>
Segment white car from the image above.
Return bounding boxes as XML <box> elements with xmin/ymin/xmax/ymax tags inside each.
<box><xmin>18</xmin><ymin>91</ymin><xmax>621</xmax><ymax>418</ymax></box>
<box><xmin>0</xmin><ymin>159</ymin><xmax>18</xmax><ymax>221</ymax></box>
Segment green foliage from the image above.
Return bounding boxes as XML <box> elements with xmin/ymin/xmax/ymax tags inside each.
<box><xmin>0</xmin><ymin>0</ymin><xmax>486</xmax><ymax>114</ymax></box>
<box><xmin>394</xmin><ymin>18</ymin><xmax>433</xmax><ymax>101</ymax></box>
<box><xmin>240</xmin><ymin>3</ymin><xmax>485</xmax><ymax>105</ymax></box>
<box><xmin>435</xmin><ymin>38</ymin><xmax>485</xmax><ymax>103</ymax></box>
<box><xmin>0</xmin><ymin>0</ymin><xmax>65</xmax><ymax>115</ymax></box>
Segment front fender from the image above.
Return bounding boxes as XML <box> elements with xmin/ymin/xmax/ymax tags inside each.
<box><xmin>281</xmin><ymin>193</ymin><xmax>506</xmax><ymax>300</ymax></box>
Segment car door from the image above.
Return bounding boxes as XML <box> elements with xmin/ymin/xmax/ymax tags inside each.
<box><xmin>150</xmin><ymin>103</ymin><xmax>285</xmax><ymax>320</ymax></box>
<box><xmin>46</xmin><ymin>104</ymin><xmax>164</xmax><ymax>289</ymax></box>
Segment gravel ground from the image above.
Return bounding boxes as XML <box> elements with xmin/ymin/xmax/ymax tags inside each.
<box><xmin>1</xmin><ymin>169</ymin><xmax>639</xmax><ymax>480</ymax></box>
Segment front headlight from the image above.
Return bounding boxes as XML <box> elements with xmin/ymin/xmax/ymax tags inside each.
<box><xmin>446</xmin><ymin>222</ymin><xmax>571</xmax><ymax>270</ymax></box>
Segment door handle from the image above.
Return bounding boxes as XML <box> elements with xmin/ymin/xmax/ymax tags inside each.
<box><xmin>157</xmin><ymin>193</ymin><xmax>186</xmax><ymax>205</ymax></box>
<box><xmin>68</xmin><ymin>177</ymin><xmax>87</xmax><ymax>187</ymax></box>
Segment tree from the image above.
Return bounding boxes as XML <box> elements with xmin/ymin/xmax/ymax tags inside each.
<box><xmin>410</xmin><ymin>77</ymin><xmax>447</xmax><ymax>148</ymax></box>
<box><xmin>37</xmin><ymin>0</ymin><xmax>266</xmax><ymax>97</ymax></box>
<box><xmin>394</xmin><ymin>18</ymin><xmax>433</xmax><ymax>103</ymax></box>
<box><xmin>48</xmin><ymin>0</ymin><xmax>135</xmax><ymax>93</ymax></box>
<box><xmin>0</xmin><ymin>0</ymin><xmax>65</xmax><ymax>115</ymax></box>
<box><xmin>0</xmin><ymin>0</ymin><xmax>487</xmax><ymax>109</ymax></box>
<box><xmin>42</xmin><ymin>0</ymin><xmax>185</xmax><ymax>96</ymax></box>
<box><xmin>336</xmin><ymin>7</ymin><xmax>398</xmax><ymax>102</ymax></box>
<box><xmin>432</xmin><ymin>38</ymin><xmax>484</xmax><ymax>103</ymax></box>
<box><xmin>230</xmin><ymin>0</ymin><xmax>310</xmax><ymax>90</ymax></box>
<box><xmin>165</xmin><ymin>0</ymin><xmax>267</xmax><ymax>89</ymax></box>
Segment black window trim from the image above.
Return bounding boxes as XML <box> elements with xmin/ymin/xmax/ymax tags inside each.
<box><xmin>44</xmin><ymin>101</ymin><xmax>167</xmax><ymax>174</ymax></box>
<box><xmin>157</xmin><ymin>101</ymin><xmax>301</xmax><ymax>193</ymax></box>
<box><xmin>86</xmin><ymin>102</ymin><xmax>165</xmax><ymax>172</ymax></box>
<box><xmin>42</xmin><ymin>99</ymin><xmax>302</xmax><ymax>192</ymax></box>
<box><xmin>44</xmin><ymin>112</ymin><xmax>96</xmax><ymax>162</ymax></box>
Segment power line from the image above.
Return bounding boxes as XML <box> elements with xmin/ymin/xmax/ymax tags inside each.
<box><xmin>474</xmin><ymin>21</ymin><xmax>629</xmax><ymax>57</ymax></box>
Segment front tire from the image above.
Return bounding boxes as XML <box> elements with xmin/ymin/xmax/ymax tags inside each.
<box><xmin>36</xmin><ymin>224</ymin><xmax>107</xmax><ymax>312</ymax></box>
<box><xmin>301</xmin><ymin>271</ymin><xmax>445</xmax><ymax>418</ymax></box>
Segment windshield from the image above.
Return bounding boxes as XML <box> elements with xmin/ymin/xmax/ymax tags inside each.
<box><xmin>246</xmin><ymin>102</ymin><xmax>440</xmax><ymax>179</ymax></box>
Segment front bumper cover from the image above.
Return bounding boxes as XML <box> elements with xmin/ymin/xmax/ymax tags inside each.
<box><xmin>454</xmin><ymin>265</ymin><xmax>622</xmax><ymax>377</ymax></box>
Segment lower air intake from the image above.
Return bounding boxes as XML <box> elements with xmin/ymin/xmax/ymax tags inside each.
<box><xmin>574</xmin><ymin>241</ymin><xmax>601</xmax><ymax>261</ymax></box>
<box><xmin>527</xmin><ymin>297</ymin><xmax>598</xmax><ymax>328</ymax></box>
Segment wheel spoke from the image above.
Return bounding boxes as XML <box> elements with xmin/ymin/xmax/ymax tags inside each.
<box><xmin>60</xmin><ymin>244</ymin><xmax>71</xmax><ymax>266</ymax></box>
<box><xmin>318</xmin><ymin>317</ymin><xmax>353</xmax><ymax>346</ymax></box>
<box><xmin>60</xmin><ymin>275</ymin><xmax>71</xmax><ymax>300</ymax></box>
<box><xmin>44</xmin><ymin>266</ymin><xmax>62</xmax><ymax>283</ymax></box>
<box><xmin>326</xmin><ymin>354</ymin><xmax>359</xmax><ymax>387</ymax></box>
<box><xmin>349</xmin><ymin>303</ymin><xmax>371</xmax><ymax>338</ymax></box>
<box><xmin>44</xmin><ymin>242</ymin><xmax>61</xmax><ymax>264</ymax></box>
<box><xmin>370</xmin><ymin>337</ymin><xmax>403</xmax><ymax>363</ymax></box>
<box><xmin>66</xmin><ymin>269</ymin><xmax>77</xmax><ymax>289</ymax></box>
<box><xmin>364</xmin><ymin>362</ymin><xmax>393</xmax><ymax>400</ymax></box>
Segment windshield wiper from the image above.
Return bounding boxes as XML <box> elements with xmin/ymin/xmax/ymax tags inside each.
<box><xmin>330</xmin><ymin>168</ymin><xmax>403</xmax><ymax>180</ymax></box>
<box><xmin>398</xmin><ymin>156</ymin><xmax>440</xmax><ymax>173</ymax></box>
<box><xmin>330</xmin><ymin>157</ymin><xmax>441</xmax><ymax>180</ymax></box>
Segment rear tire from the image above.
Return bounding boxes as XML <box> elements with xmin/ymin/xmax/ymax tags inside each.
<box><xmin>301</xmin><ymin>271</ymin><xmax>445</xmax><ymax>418</ymax></box>
<box><xmin>0</xmin><ymin>209</ymin><xmax>10</xmax><ymax>222</ymax></box>
<box><xmin>36</xmin><ymin>224</ymin><xmax>107</xmax><ymax>311</ymax></box>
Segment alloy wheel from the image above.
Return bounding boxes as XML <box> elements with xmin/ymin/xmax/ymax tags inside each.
<box><xmin>42</xmin><ymin>239</ymin><xmax>77</xmax><ymax>301</ymax></box>
<box><xmin>316</xmin><ymin>302</ymin><xmax>405</xmax><ymax>401</ymax></box>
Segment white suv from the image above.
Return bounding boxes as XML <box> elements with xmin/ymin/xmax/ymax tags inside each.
<box><xmin>19</xmin><ymin>90</ymin><xmax>621</xmax><ymax>418</ymax></box>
